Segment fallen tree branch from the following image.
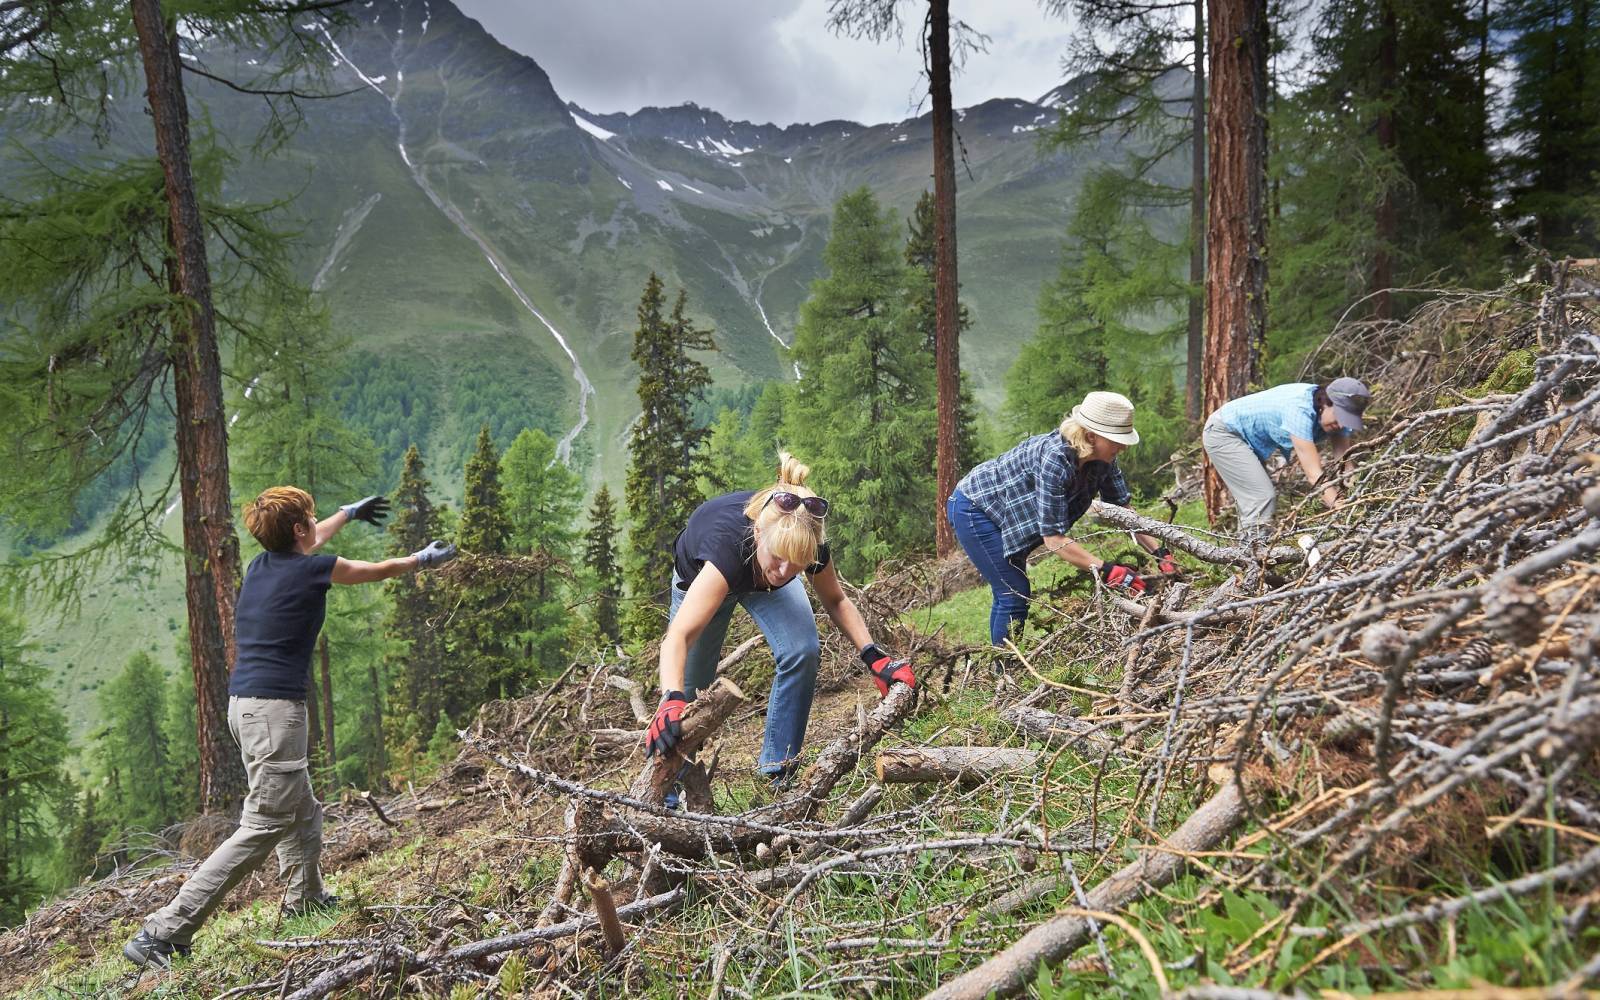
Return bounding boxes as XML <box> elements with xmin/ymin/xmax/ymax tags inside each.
<box><xmin>925</xmin><ymin>776</ymin><xmax>1247</xmax><ymax>1000</ymax></box>
<box><xmin>1089</xmin><ymin>500</ymin><xmax>1302</xmax><ymax>566</ymax></box>
<box><xmin>875</xmin><ymin>747</ymin><xmax>1042</xmax><ymax>785</ymax></box>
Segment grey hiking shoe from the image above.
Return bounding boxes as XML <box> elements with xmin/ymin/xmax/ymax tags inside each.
<box><xmin>123</xmin><ymin>929</ymin><xmax>188</xmax><ymax>969</ymax></box>
<box><xmin>284</xmin><ymin>892</ymin><xmax>340</xmax><ymax>918</ymax></box>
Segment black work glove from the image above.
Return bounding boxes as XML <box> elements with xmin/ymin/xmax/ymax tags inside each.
<box><xmin>1154</xmin><ymin>547</ymin><xmax>1179</xmax><ymax>575</ymax></box>
<box><xmin>412</xmin><ymin>539</ymin><xmax>458</xmax><ymax>569</ymax></box>
<box><xmin>340</xmin><ymin>495</ymin><xmax>391</xmax><ymax>525</ymax></box>
<box><xmin>1098</xmin><ymin>562</ymin><xmax>1147</xmax><ymax>595</ymax></box>
<box><xmin>645</xmin><ymin>691</ymin><xmax>687</xmax><ymax>757</ymax></box>
<box><xmin>860</xmin><ymin>643</ymin><xmax>916</xmax><ymax>697</ymax></box>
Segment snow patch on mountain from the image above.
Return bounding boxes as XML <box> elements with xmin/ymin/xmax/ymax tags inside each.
<box><xmin>571</xmin><ymin>111</ymin><xmax>617</xmax><ymax>142</ymax></box>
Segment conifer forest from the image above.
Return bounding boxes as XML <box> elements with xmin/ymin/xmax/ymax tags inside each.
<box><xmin>1</xmin><ymin>0</ymin><xmax>1600</xmax><ymax>996</ymax></box>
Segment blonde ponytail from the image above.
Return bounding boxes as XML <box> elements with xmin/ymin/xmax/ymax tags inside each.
<box><xmin>744</xmin><ymin>450</ymin><xmax>825</xmax><ymax>568</ymax></box>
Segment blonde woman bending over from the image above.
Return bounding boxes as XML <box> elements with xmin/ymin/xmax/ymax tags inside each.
<box><xmin>646</xmin><ymin>452</ymin><xmax>915</xmax><ymax>790</ymax></box>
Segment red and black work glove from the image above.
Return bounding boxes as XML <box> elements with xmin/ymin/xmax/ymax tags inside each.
<box><xmin>645</xmin><ymin>690</ymin><xmax>687</xmax><ymax>758</ymax></box>
<box><xmin>1098</xmin><ymin>562</ymin><xmax>1147</xmax><ymax>595</ymax></box>
<box><xmin>860</xmin><ymin>643</ymin><xmax>916</xmax><ymax>697</ymax></box>
<box><xmin>1154</xmin><ymin>547</ymin><xmax>1179</xmax><ymax>575</ymax></box>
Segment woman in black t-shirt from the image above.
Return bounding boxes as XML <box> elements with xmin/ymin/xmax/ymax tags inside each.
<box><xmin>646</xmin><ymin>452</ymin><xmax>915</xmax><ymax>785</ymax></box>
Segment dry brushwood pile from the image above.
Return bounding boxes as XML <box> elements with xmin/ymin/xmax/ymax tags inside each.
<box><xmin>6</xmin><ymin>270</ymin><xmax>1600</xmax><ymax>998</ymax></box>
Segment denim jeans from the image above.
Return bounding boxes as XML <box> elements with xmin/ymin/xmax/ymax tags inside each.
<box><xmin>948</xmin><ymin>488</ymin><xmax>1032</xmax><ymax>645</ymax></box>
<box><xmin>670</xmin><ymin>571</ymin><xmax>820</xmax><ymax>778</ymax></box>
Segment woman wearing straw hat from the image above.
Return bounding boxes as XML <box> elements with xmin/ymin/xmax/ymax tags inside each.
<box><xmin>646</xmin><ymin>451</ymin><xmax>915</xmax><ymax>788</ymax></box>
<box><xmin>948</xmin><ymin>391</ymin><xmax>1169</xmax><ymax>646</ymax></box>
<box><xmin>1201</xmin><ymin>377</ymin><xmax>1371</xmax><ymax>539</ymax></box>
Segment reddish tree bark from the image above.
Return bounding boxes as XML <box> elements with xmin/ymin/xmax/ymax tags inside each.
<box><xmin>1202</xmin><ymin>0</ymin><xmax>1269</xmax><ymax>524</ymax></box>
<box><xmin>1187</xmin><ymin>0</ymin><xmax>1207</xmax><ymax>423</ymax></box>
<box><xmin>929</xmin><ymin>0</ymin><xmax>960</xmax><ymax>557</ymax></box>
<box><xmin>131</xmin><ymin>0</ymin><xmax>246</xmax><ymax>814</ymax></box>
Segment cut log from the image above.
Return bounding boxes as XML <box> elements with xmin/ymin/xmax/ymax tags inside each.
<box><xmin>875</xmin><ymin>747</ymin><xmax>1042</xmax><ymax>785</ymax></box>
<box><xmin>923</xmin><ymin>777</ymin><xmax>1247</xmax><ymax>1000</ymax></box>
<box><xmin>1000</xmin><ymin>705</ymin><xmax>1120</xmax><ymax>759</ymax></box>
<box><xmin>1089</xmin><ymin>500</ymin><xmax>1301</xmax><ymax>566</ymax></box>
<box><xmin>628</xmin><ymin>677</ymin><xmax>748</xmax><ymax>804</ymax></box>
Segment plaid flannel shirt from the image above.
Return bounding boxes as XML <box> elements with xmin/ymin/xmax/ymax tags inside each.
<box><xmin>956</xmin><ymin>432</ymin><xmax>1133</xmax><ymax>558</ymax></box>
<box><xmin>1210</xmin><ymin>383</ymin><xmax>1326</xmax><ymax>462</ymax></box>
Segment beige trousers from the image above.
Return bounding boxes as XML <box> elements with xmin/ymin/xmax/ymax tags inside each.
<box><xmin>1202</xmin><ymin>417</ymin><xmax>1279</xmax><ymax>530</ymax></box>
<box><xmin>144</xmin><ymin>696</ymin><xmax>324</xmax><ymax>946</ymax></box>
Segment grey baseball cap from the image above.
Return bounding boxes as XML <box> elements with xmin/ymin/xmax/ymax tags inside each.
<box><xmin>1327</xmin><ymin>377</ymin><xmax>1372</xmax><ymax>432</ymax></box>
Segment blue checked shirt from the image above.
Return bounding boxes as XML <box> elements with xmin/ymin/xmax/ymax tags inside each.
<box><xmin>956</xmin><ymin>432</ymin><xmax>1133</xmax><ymax>558</ymax></box>
<box><xmin>1211</xmin><ymin>383</ymin><xmax>1326</xmax><ymax>462</ymax></box>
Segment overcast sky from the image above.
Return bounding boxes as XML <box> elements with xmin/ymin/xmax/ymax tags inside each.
<box><xmin>451</xmin><ymin>0</ymin><xmax>1080</xmax><ymax>126</ymax></box>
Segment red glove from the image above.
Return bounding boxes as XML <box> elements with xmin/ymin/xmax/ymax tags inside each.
<box><xmin>1154</xmin><ymin>547</ymin><xmax>1179</xmax><ymax>575</ymax></box>
<box><xmin>860</xmin><ymin>643</ymin><xmax>915</xmax><ymax>697</ymax></box>
<box><xmin>1098</xmin><ymin>562</ymin><xmax>1147</xmax><ymax>594</ymax></box>
<box><xmin>645</xmin><ymin>691</ymin><xmax>686</xmax><ymax>757</ymax></box>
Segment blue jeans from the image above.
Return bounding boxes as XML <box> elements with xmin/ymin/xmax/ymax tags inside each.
<box><xmin>669</xmin><ymin>572</ymin><xmax>820</xmax><ymax>779</ymax></box>
<box><xmin>948</xmin><ymin>489</ymin><xmax>1032</xmax><ymax>645</ymax></box>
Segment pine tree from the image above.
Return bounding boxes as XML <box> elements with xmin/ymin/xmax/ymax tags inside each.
<box><xmin>387</xmin><ymin>444</ymin><xmax>447</xmax><ymax>749</ymax></box>
<box><xmin>502</xmin><ymin>429</ymin><xmax>583</xmax><ymax>680</ymax></box>
<box><xmin>95</xmin><ymin>652</ymin><xmax>176</xmax><ymax>839</ymax></box>
<box><xmin>583</xmin><ymin>485</ymin><xmax>625</xmax><ymax>643</ymax></box>
<box><xmin>0</xmin><ymin>610</ymin><xmax>70</xmax><ymax>925</ymax></box>
<box><xmin>1500</xmin><ymin>0</ymin><xmax>1600</xmax><ymax>259</ymax></box>
<box><xmin>785</xmin><ymin>188</ymin><xmax>938</xmax><ymax>577</ymax></box>
<box><xmin>625</xmin><ymin>275</ymin><xmax>714</xmax><ymax>604</ymax></box>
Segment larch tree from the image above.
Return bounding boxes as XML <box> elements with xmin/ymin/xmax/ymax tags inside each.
<box><xmin>0</xmin><ymin>611</ymin><xmax>70</xmax><ymax>925</ymax></box>
<box><xmin>0</xmin><ymin>0</ymin><xmax>350</xmax><ymax>815</ymax></box>
<box><xmin>501</xmin><ymin>427</ymin><xmax>582</xmax><ymax>683</ymax></box>
<box><xmin>1202</xmin><ymin>0</ymin><xmax>1270</xmax><ymax>523</ymax></box>
<box><xmin>454</xmin><ymin>426</ymin><xmax>517</xmax><ymax>701</ymax></box>
<box><xmin>1043</xmin><ymin>0</ymin><xmax>1208</xmax><ymax>421</ymax></box>
<box><xmin>825</xmin><ymin>0</ymin><xmax>982</xmax><ymax>556</ymax></box>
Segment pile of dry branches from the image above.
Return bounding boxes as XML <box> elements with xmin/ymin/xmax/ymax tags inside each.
<box><xmin>188</xmin><ymin>269</ymin><xmax>1600</xmax><ymax>997</ymax></box>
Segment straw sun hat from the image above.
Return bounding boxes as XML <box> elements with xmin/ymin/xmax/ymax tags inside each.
<box><xmin>1069</xmin><ymin>391</ymin><xmax>1140</xmax><ymax>446</ymax></box>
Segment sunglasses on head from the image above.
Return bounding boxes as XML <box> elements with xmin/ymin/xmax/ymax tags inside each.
<box><xmin>764</xmin><ymin>490</ymin><xmax>830</xmax><ymax>518</ymax></box>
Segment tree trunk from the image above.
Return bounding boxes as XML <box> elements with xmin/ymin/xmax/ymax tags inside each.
<box><xmin>874</xmin><ymin>746</ymin><xmax>1041</xmax><ymax>785</ymax></box>
<box><xmin>925</xmin><ymin>778</ymin><xmax>1247</xmax><ymax>999</ymax></box>
<box><xmin>1373</xmin><ymin>0</ymin><xmax>1398</xmax><ymax>321</ymax></box>
<box><xmin>367</xmin><ymin>659</ymin><xmax>387</xmax><ymax>788</ymax></box>
<box><xmin>130</xmin><ymin>0</ymin><xmax>245</xmax><ymax>815</ymax></box>
<box><xmin>305</xmin><ymin>671</ymin><xmax>322</xmax><ymax>797</ymax></box>
<box><xmin>1187</xmin><ymin>0</ymin><xmax>1207</xmax><ymax>423</ymax></box>
<box><xmin>320</xmin><ymin>634</ymin><xmax>336</xmax><ymax>774</ymax></box>
<box><xmin>929</xmin><ymin>0</ymin><xmax>960</xmax><ymax>558</ymax></box>
<box><xmin>1201</xmin><ymin>0</ymin><xmax>1269</xmax><ymax>525</ymax></box>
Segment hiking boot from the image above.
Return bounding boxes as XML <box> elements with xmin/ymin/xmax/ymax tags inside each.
<box><xmin>284</xmin><ymin>892</ymin><xmax>340</xmax><ymax>918</ymax></box>
<box><xmin>123</xmin><ymin>929</ymin><xmax>188</xmax><ymax>969</ymax></box>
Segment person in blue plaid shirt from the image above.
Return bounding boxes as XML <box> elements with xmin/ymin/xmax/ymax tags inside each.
<box><xmin>948</xmin><ymin>391</ymin><xmax>1169</xmax><ymax>645</ymax></box>
<box><xmin>1202</xmin><ymin>377</ymin><xmax>1371</xmax><ymax>537</ymax></box>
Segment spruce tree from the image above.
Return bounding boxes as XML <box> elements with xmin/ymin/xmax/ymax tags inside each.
<box><xmin>387</xmin><ymin>444</ymin><xmax>447</xmax><ymax>750</ymax></box>
<box><xmin>0</xmin><ymin>610</ymin><xmax>70</xmax><ymax>925</ymax></box>
<box><xmin>625</xmin><ymin>275</ymin><xmax>714</xmax><ymax>604</ymax></box>
<box><xmin>1500</xmin><ymin>0</ymin><xmax>1600</xmax><ymax>259</ymax></box>
<box><xmin>452</xmin><ymin>427</ymin><xmax>518</xmax><ymax>701</ymax></box>
<box><xmin>583</xmin><ymin>485</ymin><xmax>625</xmax><ymax>643</ymax></box>
<box><xmin>786</xmin><ymin>187</ymin><xmax>937</xmax><ymax>577</ymax></box>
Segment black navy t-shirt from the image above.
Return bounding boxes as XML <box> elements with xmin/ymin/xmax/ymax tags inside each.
<box><xmin>672</xmin><ymin>491</ymin><xmax>830</xmax><ymax>596</ymax></box>
<box><xmin>228</xmin><ymin>550</ymin><xmax>338</xmax><ymax>700</ymax></box>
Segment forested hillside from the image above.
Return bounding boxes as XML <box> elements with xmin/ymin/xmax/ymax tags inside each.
<box><xmin>1</xmin><ymin>0</ymin><xmax>1598</xmax><ymax>996</ymax></box>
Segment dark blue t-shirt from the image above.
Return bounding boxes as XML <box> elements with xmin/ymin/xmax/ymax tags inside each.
<box><xmin>228</xmin><ymin>550</ymin><xmax>337</xmax><ymax>700</ymax></box>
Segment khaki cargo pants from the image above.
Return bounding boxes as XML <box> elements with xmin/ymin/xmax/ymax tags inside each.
<box><xmin>1202</xmin><ymin>416</ymin><xmax>1279</xmax><ymax>531</ymax></box>
<box><xmin>144</xmin><ymin>696</ymin><xmax>324</xmax><ymax>946</ymax></box>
